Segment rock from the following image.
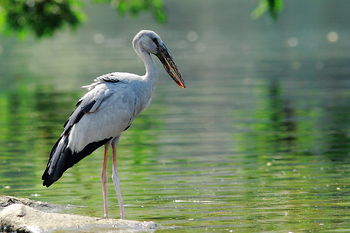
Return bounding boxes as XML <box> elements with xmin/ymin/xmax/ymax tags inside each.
<box><xmin>0</xmin><ymin>195</ymin><xmax>57</xmax><ymax>212</ymax></box>
<box><xmin>0</xmin><ymin>197</ymin><xmax>157</xmax><ymax>233</ymax></box>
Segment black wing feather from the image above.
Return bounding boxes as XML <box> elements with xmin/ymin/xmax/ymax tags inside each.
<box><xmin>42</xmin><ymin>136</ymin><xmax>112</xmax><ymax>187</ymax></box>
<box><xmin>42</xmin><ymin>98</ymin><xmax>105</xmax><ymax>187</ymax></box>
<box><xmin>42</xmin><ymin>77</ymin><xmax>122</xmax><ymax>187</ymax></box>
<box><xmin>63</xmin><ymin>100</ymin><xmax>96</xmax><ymax>135</ymax></box>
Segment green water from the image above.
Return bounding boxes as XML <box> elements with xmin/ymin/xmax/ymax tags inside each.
<box><xmin>1</xmin><ymin>1</ymin><xmax>350</xmax><ymax>232</ymax></box>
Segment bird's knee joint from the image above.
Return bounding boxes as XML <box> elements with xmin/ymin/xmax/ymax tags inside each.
<box><xmin>101</xmin><ymin>175</ymin><xmax>107</xmax><ymax>183</ymax></box>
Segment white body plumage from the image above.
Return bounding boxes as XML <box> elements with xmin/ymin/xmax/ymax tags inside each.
<box><xmin>69</xmin><ymin>72</ymin><xmax>154</xmax><ymax>153</ymax></box>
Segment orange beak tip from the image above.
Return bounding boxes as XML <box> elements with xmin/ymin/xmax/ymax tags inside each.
<box><xmin>177</xmin><ymin>82</ymin><xmax>186</xmax><ymax>88</ymax></box>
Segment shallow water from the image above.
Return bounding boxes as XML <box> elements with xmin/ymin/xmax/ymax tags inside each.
<box><xmin>1</xmin><ymin>1</ymin><xmax>350</xmax><ymax>232</ymax></box>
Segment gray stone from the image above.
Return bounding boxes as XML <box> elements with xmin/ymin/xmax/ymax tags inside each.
<box><xmin>0</xmin><ymin>196</ymin><xmax>157</xmax><ymax>233</ymax></box>
<box><xmin>0</xmin><ymin>195</ymin><xmax>57</xmax><ymax>212</ymax></box>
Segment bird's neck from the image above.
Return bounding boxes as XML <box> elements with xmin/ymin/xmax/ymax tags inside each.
<box><xmin>136</xmin><ymin>47</ymin><xmax>158</xmax><ymax>85</ymax></box>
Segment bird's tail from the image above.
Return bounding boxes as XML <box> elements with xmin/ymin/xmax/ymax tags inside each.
<box><xmin>42</xmin><ymin>135</ymin><xmax>73</xmax><ymax>187</ymax></box>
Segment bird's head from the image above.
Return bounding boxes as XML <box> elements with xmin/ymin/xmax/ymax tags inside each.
<box><xmin>133</xmin><ymin>30</ymin><xmax>186</xmax><ymax>88</ymax></box>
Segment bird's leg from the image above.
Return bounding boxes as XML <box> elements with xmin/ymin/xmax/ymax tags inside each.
<box><xmin>101</xmin><ymin>144</ymin><xmax>109</xmax><ymax>218</ymax></box>
<box><xmin>111</xmin><ymin>142</ymin><xmax>125</xmax><ymax>219</ymax></box>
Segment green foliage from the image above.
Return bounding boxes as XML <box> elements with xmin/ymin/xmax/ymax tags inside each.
<box><xmin>0</xmin><ymin>0</ymin><xmax>85</xmax><ymax>39</ymax></box>
<box><xmin>91</xmin><ymin>0</ymin><xmax>165</xmax><ymax>23</ymax></box>
<box><xmin>252</xmin><ymin>0</ymin><xmax>284</xmax><ymax>20</ymax></box>
<box><xmin>0</xmin><ymin>1</ymin><xmax>283</xmax><ymax>39</ymax></box>
<box><xmin>0</xmin><ymin>0</ymin><xmax>165</xmax><ymax>39</ymax></box>
<box><xmin>113</xmin><ymin>0</ymin><xmax>166</xmax><ymax>23</ymax></box>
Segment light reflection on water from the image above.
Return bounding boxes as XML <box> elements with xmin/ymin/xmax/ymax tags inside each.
<box><xmin>1</xmin><ymin>1</ymin><xmax>350</xmax><ymax>232</ymax></box>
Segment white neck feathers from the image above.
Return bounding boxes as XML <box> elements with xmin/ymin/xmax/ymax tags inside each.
<box><xmin>134</xmin><ymin>43</ymin><xmax>158</xmax><ymax>85</ymax></box>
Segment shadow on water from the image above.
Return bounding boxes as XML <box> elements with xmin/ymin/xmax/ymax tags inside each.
<box><xmin>236</xmin><ymin>79</ymin><xmax>301</xmax><ymax>157</ymax></box>
<box><xmin>237</xmin><ymin>76</ymin><xmax>350</xmax><ymax>160</ymax></box>
<box><xmin>321</xmin><ymin>99</ymin><xmax>350</xmax><ymax>162</ymax></box>
<box><xmin>230</xmin><ymin>74</ymin><xmax>350</xmax><ymax>232</ymax></box>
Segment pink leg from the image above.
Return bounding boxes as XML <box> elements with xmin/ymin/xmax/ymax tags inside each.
<box><xmin>101</xmin><ymin>144</ymin><xmax>109</xmax><ymax>218</ymax></box>
<box><xmin>111</xmin><ymin>143</ymin><xmax>125</xmax><ymax>219</ymax></box>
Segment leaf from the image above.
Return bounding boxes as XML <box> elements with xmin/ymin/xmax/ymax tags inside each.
<box><xmin>252</xmin><ymin>0</ymin><xmax>284</xmax><ymax>20</ymax></box>
<box><xmin>268</xmin><ymin>0</ymin><xmax>283</xmax><ymax>19</ymax></box>
<box><xmin>116</xmin><ymin>1</ymin><xmax>127</xmax><ymax>14</ymax></box>
<box><xmin>0</xmin><ymin>0</ymin><xmax>166</xmax><ymax>39</ymax></box>
<box><xmin>251</xmin><ymin>0</ymin><xmax>268</xmax><ymax>19</ymax></box>
<box><xmin>0</xmin><ymin>0</ymin><xmax>85</xmax><ymax>39</ymax></box>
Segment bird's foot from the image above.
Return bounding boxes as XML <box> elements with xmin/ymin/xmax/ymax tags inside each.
<box><xmin>97</xmin><ymin>216</ymin><xmax>109</xmax><ymax>221</ymax></box>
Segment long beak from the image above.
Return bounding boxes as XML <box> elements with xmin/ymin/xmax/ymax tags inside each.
<box><xmin>156</xmin><ymin>43</ymin><xmax>186</xmax><ymax>88</ymax></box>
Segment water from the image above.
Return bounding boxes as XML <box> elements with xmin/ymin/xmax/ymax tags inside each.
<box><xmin>1</xmin><ymin>1</ymin><xmax>350</xmax><ymax>232</ymax></box>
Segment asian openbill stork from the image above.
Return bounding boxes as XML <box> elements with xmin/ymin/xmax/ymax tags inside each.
<box><xmin>42</xmin><ymin>30</ymin><xmax>186</xmax><ymax>219</ymax></box>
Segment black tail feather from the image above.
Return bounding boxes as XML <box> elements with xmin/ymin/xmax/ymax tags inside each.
<box><xmin>42</xmin><ymin>136</ymin><xmax>112</xmax><ymax>187</ymax></box>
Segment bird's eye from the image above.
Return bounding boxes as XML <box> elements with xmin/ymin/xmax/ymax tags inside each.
<box><xmin>151</xmin><ymin>38</ymin><xmax>159</xmax><ymax>46</ymax></box>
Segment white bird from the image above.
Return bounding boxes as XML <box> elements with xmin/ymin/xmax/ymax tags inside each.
<box><xmin>42</xmin><ymin>30</ymin><xmax>186</xmax><ymax>219</ymax></box>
